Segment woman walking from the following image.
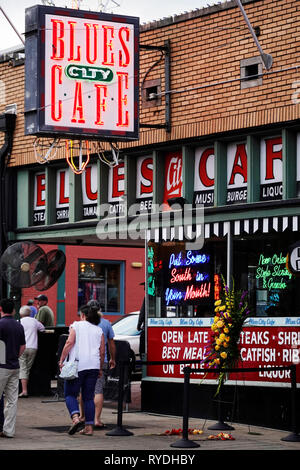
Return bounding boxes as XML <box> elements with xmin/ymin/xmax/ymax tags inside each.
<box><xmin>59</xmin><ymin>304</ymin><xmax>105</xmax><ymax>436</ymax></box>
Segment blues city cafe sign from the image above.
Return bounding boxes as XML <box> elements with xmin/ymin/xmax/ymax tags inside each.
<box><xmin>24</xmin><ymin>5</ymin><xmax>139</xmax><ymax>141</ymax></box>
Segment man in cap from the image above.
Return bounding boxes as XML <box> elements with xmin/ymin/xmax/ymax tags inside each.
<box><xmin>34</xmin><ymin>295</ymin><xmax>55</xmax><ymax>327</ymax></box>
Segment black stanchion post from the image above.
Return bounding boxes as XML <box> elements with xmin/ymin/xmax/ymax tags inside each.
<box><xmin>171</xmin><ymin>367</ymin><xmax>200</xmax><ymax>448</ymax></box>
<box><xmin>207</xmin><ymin>388</ymin><xmax>235</xmax><ymax>431</ymax></box>
<box><xmin>106</xmin><ymin>361</ymin><xmax>133</xmax><ymax>437</ymax></box>
<box><xmin>281</xmin><ymin>364</ymin><xmax>300</xmax><ymax>442</ymax></box>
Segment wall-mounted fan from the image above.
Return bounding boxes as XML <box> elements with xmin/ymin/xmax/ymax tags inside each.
<box><xmin>34</xmin><ymin>249</ymin><xmax>66</xmax><ymax>291</ymax></box>
<box><xmin>0</xmin><ymin>242</ymin><xmax>48</xmax><ymax>288</ymax></box>
<box><xmin>0</xmin><ymin>242</ymin><xmax>66</xmax><ymax>290</ymax></box>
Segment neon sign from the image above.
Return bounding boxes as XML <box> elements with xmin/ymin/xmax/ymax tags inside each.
<box><xmin>165</xmin><ymin>283</ymin><xmax>211</xmax><ymax>305</ymax></box>
<box><xmin>24</xmin><ymin>5</ymin><xmax>139</xmax><ymax>141</ymax></box>
<box><xmin>168</xmin><ymin>251</ymin><xmax>210</xmax><ymax>269</ymax></box>
<box><xmin>255</xmin><ymin>252</ymin><xmax>293</xmax><ymax>291</ymax></box>
<box><xmin>165</xmin><ymin>249</ymin><xmax>212</xmax><ymax>306</ymax></box>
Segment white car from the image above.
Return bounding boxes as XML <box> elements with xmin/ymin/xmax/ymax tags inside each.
<box><xmin>112</xmin><ymin>312</ymin><xmax>141</xmax><ymax>370</ymax></box>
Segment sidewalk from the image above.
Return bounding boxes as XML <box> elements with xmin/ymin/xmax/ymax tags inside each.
<box><xmin>0</xmin><ymin>382</ymin><xmax>300</xmax><ymax>453</ymax></box>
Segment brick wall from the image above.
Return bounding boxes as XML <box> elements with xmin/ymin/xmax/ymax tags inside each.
<box><xmin>0</xmin><ymin>0</ymin><xmax>299</xmax><ymax>166</ymax></box>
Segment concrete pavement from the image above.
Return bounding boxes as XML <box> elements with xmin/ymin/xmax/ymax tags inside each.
<box><xmin>0</xmin><ymin>381</ymin><xmax>300</xmax><ymax>455</ymax></box>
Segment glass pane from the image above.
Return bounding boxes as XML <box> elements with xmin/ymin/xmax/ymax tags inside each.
<box><xmin>147</xmin><ymin>241</ymin><xmax>225</xmax><ymax>318</ymax></box>
<box><xmin>233</xmin><ymin>232</ymin><xmax>300</xmax><ymax>317</ymax></box>
<box><xmin>78</xmin><ymin>261</ymin><xmax>120</xmax><ymax>312</ymax></box>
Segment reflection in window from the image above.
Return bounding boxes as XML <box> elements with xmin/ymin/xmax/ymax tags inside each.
<box><xmin>78</xmin><ymin>260</ymin><xmax>121</xmax><ymax>313</ymax></box>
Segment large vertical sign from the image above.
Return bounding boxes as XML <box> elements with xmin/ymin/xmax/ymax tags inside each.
<box><xmin>25</xmin><ymin>5</ymin><xmax>139</xmax><ymax>141</ymax></box>
<box><xmin>56</xmin><ymin>168</ymin><xmax>69</xmax><ymax>223</ymax></box>
<box><xmin>260</xmin><ymin>136</ymin><xmax>283</xmax><ymax>201</ymax></box>
<box><xmin>108</xmin><ymin>162</ymin><xmax>125</xmax><ymax>216</ymax></box>
<box><xmin>33</xmin><ymin>172</ymin><xmax>46</xmax><ymax>226</ymax></box>
<box><xmin>193</xmin><ymin>147</ymin><xmax>214</xmax><ymax>207</ymax></box>
<box><xmin>227</xmin><ymin>142</ymin><xmax>248</xmax><ymax>204</ymax></box>
<box><xmin>163</xmin><ymin>151</ymin><xmax>183</xmax><ymax>205</ymax></box>
<box><xmin>136</xmin><ymin>156</ymin><xmax>153</xmax><ymax>213</ymax></box>
<box><xmin>82</xmin><ymin>164</ymin><xmax>98</xmax><ymax>219</ymax></box>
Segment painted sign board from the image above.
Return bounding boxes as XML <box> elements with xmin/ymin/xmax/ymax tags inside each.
<box><xmin>193</xmin><ymin>147</ymin><xmax>214</xmax><ymax>207</ymax></box>
<box><xmin>260</xmin><ymin>137</ymin><xmax>283</xmax><ymax>201</ymax></box>
<box><xmin>163</xmin><ymin>151</ymin><xmax>183</xmax><ymax>205</ymax></box>
<box><xmin>227</xmin><ymin>142</ymin><xmax>247</xmax><ymax>205</ymax></box>
<box><xmin>24</xmin><ymin>5</ymin><xmax>139</xmax><ymax>141</ymax></box>
<box><xmin>136</xmin><ymin>156</ymin><xmax>153</xmax><ymax>213</ymax></box>
<box><xmin>147</xmin><ymin>319</ymin><xmax>300</xmax><ymax>386</ymax></box>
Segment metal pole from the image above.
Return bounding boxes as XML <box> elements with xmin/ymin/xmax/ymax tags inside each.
<box><xmin>171</xmin><ymin>367</ymin><xmax>200</xmax><ymax>448</ymax></box>
<box><xmin>281</xmin><ymin>364</ymin><xmax>300</xmax><ymax>442</ymax></box>
<box><xmin>226</xmin><ymin>222</ymin><xmax>233</xmax><ymax>290</ymax></box>
<box><xmin>235</xmin><ymin>0</ymin><xmax>272</xmax><ymax>70</ymax></box>
<box><xmin>106</xmin><ymin>361</ymin><xmax>133</xmax><ymax>436</ymax></box>
<box><xmin>0</xmin><ymin>7</ymin><xmax>25</xmax><ymax>46</ymax></box>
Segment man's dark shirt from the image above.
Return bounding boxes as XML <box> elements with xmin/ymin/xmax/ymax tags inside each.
<box><xmin>0</xmin><ymin>316</ymin><xmax>25</xmax><ymax>369</ymax></box>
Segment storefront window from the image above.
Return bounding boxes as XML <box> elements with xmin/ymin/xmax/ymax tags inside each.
<box><xmin>147</xmin><ymin>230</ymin><xmax>300</xmax><ymax>319</ymax></box>
<box><xmin>78</xmin><ymin>260</ymin><xmax>122</xmax><ymax>313</ymax></box>
<box><xmin>147</xmin><ymin>241</ymin><xmax>226</xmax><ymax>318</ymax></box>
<box><xmin>233</xmin><ymin>232</ymin><xmax>300</xmax><ymax>317</ymax></box>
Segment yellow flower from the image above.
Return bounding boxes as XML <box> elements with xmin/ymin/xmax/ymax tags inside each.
<box><xmin>216</xmin><ymin>338</ymin><xmax>222</xmax><ymax>345</ymax></box>
<box><xmin>219</xmin><ymin>333</ymin><xmax>226</xmax><ymax>341</ymax></box>
<box><xmin>226</xmin><ymin>336</ymin><xmax>230</xmax><ymax>342</ymax></box>
<box><xmin>223</xmin><ymin>342</ymin><xmax>228</xmax><ymax>348</ymax></box>
<box><xmin>215</xmin><ymin>300</ymin><xmax>222</xmax><ymax>306</ymax></box>
<box><xmin>224</xmin><ymin>327</ymin><xmax>229</xmax><ymax>333</ymax></box>
<box><xmin>217</xmin><ymin>320</ymin><xmax>224</xmax><ymax>328</ymax></box>
<box><xmin>215</xmin><ymin>358</ymin><xmax>220</xmax><ymax>364</ymax></box>
<box><xmin>214</xmin><ymin>316</ymin><xmax>219</xmax><ymax>323</ymax></box>
<box><xmin>219</xmin><ymin>305</ymin><xmax>226</xmax><ymax>311</ymax></box>
<box><xmin>215</xmin><ymin>345</ymin><xmax>220</xmax><ymax>350</ymax></box>
<box><xmin>221</xmin><ymin>352</ymin><xmax>227</xmax><ymax>359</ymax></box>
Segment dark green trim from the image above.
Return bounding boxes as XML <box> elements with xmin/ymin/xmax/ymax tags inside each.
<box><xmin>56</xmin><ymin>244</ymin><xmax>66</xmax><ymax>326</ymax></box>
<box><xmin>282</xmin><ymin>129</ymin><xmax>297</xmax><ymax>200</ymax></box>
<box><xmin>247</xmin><ymin>134</ymin><xmax>260</xmax><ymax>203</ymax></box>
<box><xmin>214</xmin><ymin>140</ymin><xmax>227</xmax><ymax>207</ymax></box>
<box><xmin>182</xmin><ymin>145</ymin><xmax>194</xmax><ymax>203</ymax></box>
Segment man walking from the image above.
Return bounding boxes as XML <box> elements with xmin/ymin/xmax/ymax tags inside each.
<box><xmin>34</xmin><ymin>294</ymin><xmax>55</xmax><ymax>327</ymax></box>
<box><xmin>0</xmin><ymin>299</ymin><xmax>26</xmax><ymax>438</ymax></box>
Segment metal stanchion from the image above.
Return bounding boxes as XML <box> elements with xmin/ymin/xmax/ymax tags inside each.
<box><xmin>106</xmin><ymin>361</ymin><xmax>133</xmax><ymax>437</ymax></box>
<box><xmin>207</xmin><ymin>387</ymin><xmax>234</xmax><ymax>431</ymax></box>
<box><xmin>170</xmin><ymin>367</ymin><xmax>200</xmax><ymax>448</ymax></box>
<box><xmin>281</xmin><ymin>364</ymin><xmax>300</xmax><ymax>442</ymax></box>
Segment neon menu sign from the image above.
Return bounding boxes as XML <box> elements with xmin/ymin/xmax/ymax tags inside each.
<box><xmin>25</xmin><ymin>5</ymin><xmax>139</xmax><ymax>141</ymax></box>
<box><xmin>255</xmin><ymin>252</ymin><xmax>293</xmax><ymax>291</ymax></box>
<box><xmin>164</xmin><ymin>250</ymin><xmax>212</xmax><ymax>306</ymax></box>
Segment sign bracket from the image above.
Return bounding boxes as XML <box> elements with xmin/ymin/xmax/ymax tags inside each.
<box><xmin>140</xmin><ymin>40</ymin><xmax>171</xmax><ymax>133</ymax></box>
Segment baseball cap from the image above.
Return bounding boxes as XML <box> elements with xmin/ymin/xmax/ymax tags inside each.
<box><xmin>34</xmin><ymin>294</ymin><xmax>48</xmax><ymax>301</ymax></box>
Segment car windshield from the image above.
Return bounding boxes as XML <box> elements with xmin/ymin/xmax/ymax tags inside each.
<box><xmin>112</xmin><ymin>315</ymin><xmax>140</xmax><ymax>336</ymax></box>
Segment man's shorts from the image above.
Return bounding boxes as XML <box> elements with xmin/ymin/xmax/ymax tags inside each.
<box><xmin>95</xmin><ymin>362</ymin><xmax>108</xmax><ymax>395</ymax></box>
<box><xmin>19</xmin><ymin>348</ymin><xmax>37</xmax><ymax>380</ymax></box>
